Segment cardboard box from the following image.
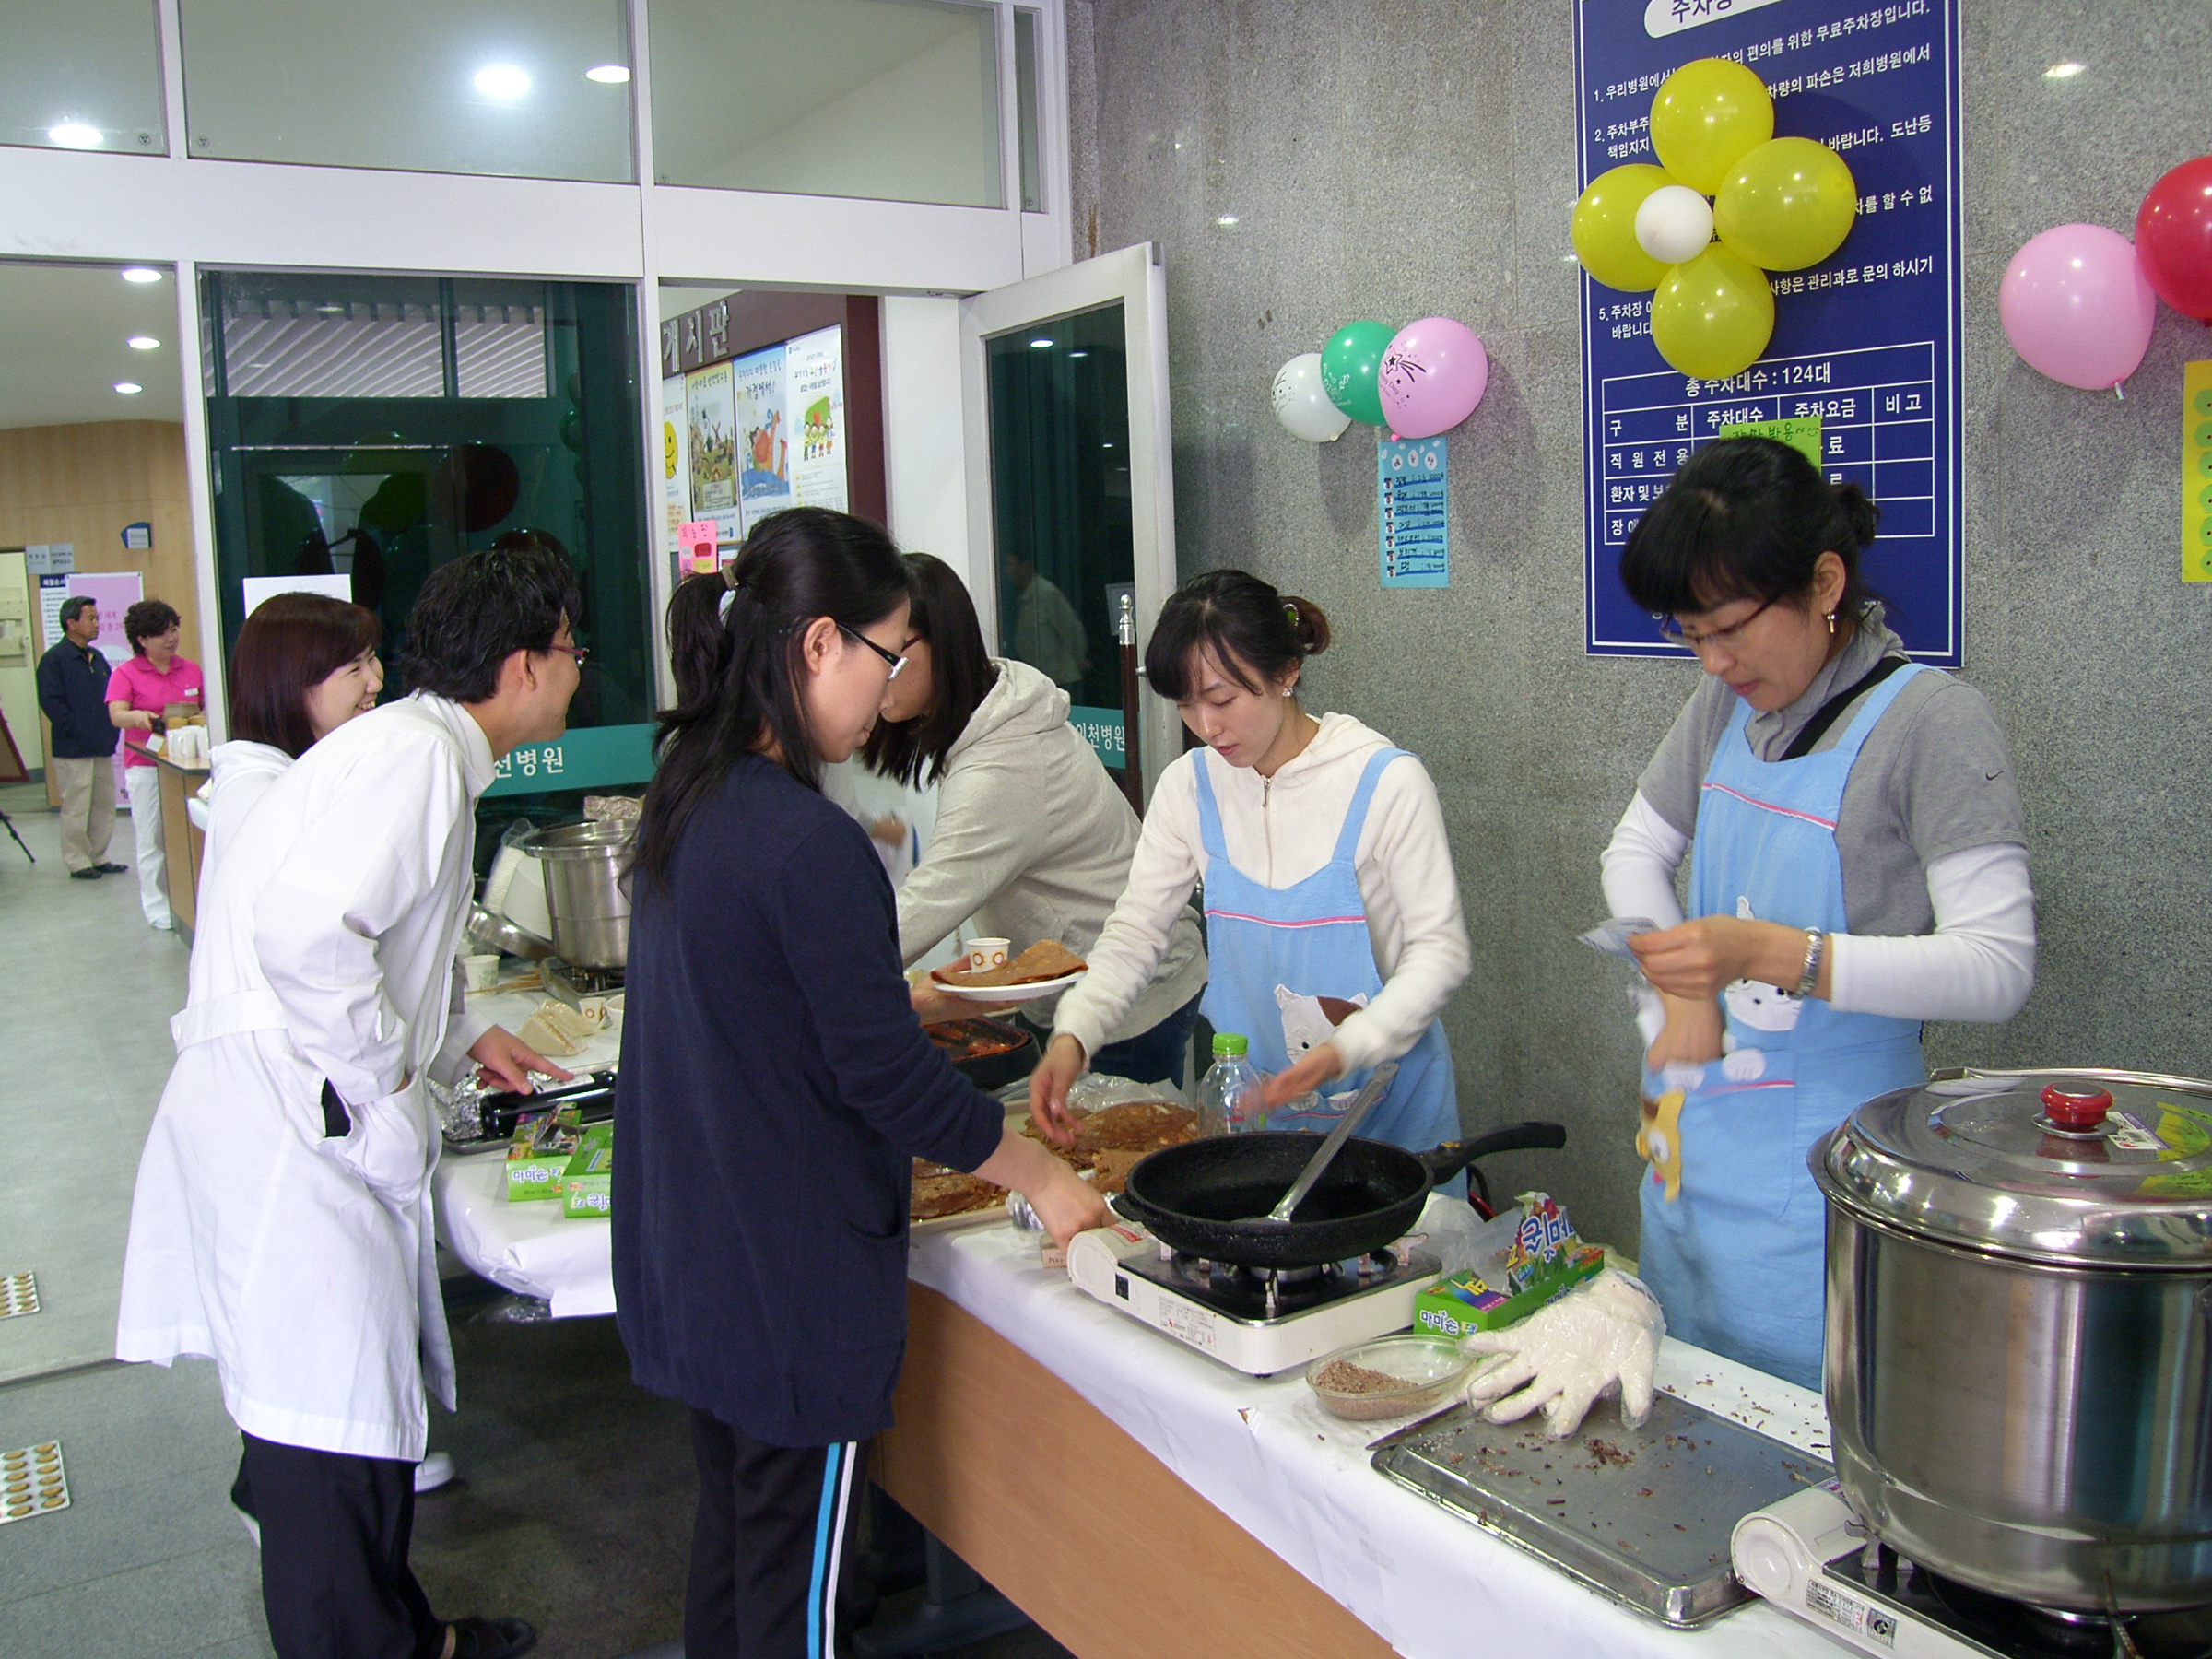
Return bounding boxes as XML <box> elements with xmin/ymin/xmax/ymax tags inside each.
<box><xmin>504</xmin><ymin>1107</ymin><xmax>582</xmax><ymax>1202</ymax></box>
<box><xmin>560</xmin><ymin>1123</ymin><xmax>613</xmax><ymax>1219</ymax></box>
<box><xmin>1413</xmin><ymin>1194</ymin><xmax>1606</xmax><ymax>1339</ymax></box>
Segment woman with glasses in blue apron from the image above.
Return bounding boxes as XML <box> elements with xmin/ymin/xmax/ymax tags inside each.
<box><xmin>1600</xmin><ymin>437</ymin><xmax>2036</xmax><ymax>1391</ymax></box>
<box><xmin>1031</xmin><ymin>571</ymin><xmax>1472</xmax><ymax>1180</ymax></box>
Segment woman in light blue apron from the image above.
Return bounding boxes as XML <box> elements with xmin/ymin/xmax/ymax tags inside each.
<box><xmin>1601</xmin><ymin>438</ymin><xmax>2035</xmax><ymax>1390</ymax></box>
<box><xmin>1033</xmin><ymin>571</ymin><xmax>1472</xmax><ymax>1175</ymax></box>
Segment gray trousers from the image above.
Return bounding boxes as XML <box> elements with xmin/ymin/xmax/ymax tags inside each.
<box><xmin>52</xmin><ymin>756</ymin><xmax>116</xmax><ymax>874</ymax></box>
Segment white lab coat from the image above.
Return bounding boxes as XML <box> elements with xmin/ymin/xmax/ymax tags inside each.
<box><xmin>116</xmin><ymin>694</ymin><xmax>496</xmax><ymax>1461</ymax></box>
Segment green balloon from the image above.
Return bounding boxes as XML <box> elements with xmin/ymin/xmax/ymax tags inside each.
<box><xmin>1320</xmin><ymin>320</ymin><xmax>1395</xmax><ymax>425</ymax></box>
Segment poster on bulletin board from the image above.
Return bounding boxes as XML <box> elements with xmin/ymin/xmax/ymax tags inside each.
<box><xmin>735</xmin><ymin>344</ymin><xmax>794</xmax><ymax>532</ymax></box>
<box><xmin>1576</xmin><ymin>0</ymin><xmax>1964</xmax><ymax>664</ymax></box>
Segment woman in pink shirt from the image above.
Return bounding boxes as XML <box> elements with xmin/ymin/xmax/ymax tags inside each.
<box><xmin>107</xmin><ymin>599</ymin><xmax>205</xmax><ymax>931</ymax></box>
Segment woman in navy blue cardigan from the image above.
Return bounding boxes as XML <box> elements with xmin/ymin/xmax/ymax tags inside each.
<box><xmin>613</xmin><ymin>508</ymin><xmax>1105</xmax><ymax>1659</ymax></box>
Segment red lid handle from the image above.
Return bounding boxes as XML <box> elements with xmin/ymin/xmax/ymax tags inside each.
<box><xmin>2041</xmin><ymin>1083</ymin><xmax>2113</xmax><ymax>1133</ymax></box>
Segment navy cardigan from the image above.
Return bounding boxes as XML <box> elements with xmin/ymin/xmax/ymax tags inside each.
<box><xmin>612</xmin><ymin>754</ymin><xmax>1004</xmax><ymax>1446</ymax></box>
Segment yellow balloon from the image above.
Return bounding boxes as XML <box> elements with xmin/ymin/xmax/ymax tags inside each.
<box><xmin>1571</xmin><ymin>164</ymin><xmax>1677</xmax><ymax>292</ymax></box>
<box><xmin>1649</xmin><ymin>58</ymin><xmax>1774</xmax><ymax>195</ymax></box>
<box><xmin>1713</xmin><ymin>137</ymin><xmax>1858</xmax><ymax>271</ymax></box>
<box><xmin>1650</xmin><ymin>247</ymin><xmax>1775</xmax><ymax>381</ymax></box>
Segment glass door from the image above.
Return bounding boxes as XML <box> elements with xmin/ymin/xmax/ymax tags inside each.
<box><xmin>960</xmin><ymin>243</ymin><xmax>1178</xmax><ymax>805</ymax></box>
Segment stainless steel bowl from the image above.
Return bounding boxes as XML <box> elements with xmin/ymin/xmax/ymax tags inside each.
<box><xmin>1816</xmin><ymin>1068</ymin><xmax>2212</xmax><ymax>1611</ymax></box>
<box><xmin>465</xmin><ymin>904</ymin><xmax>556</xmax><ymax>962</ymax></box>
<box><xmin>523</xmin><ymin>820</ymin><xmax>633</xmax><ymax>968</ymax></box>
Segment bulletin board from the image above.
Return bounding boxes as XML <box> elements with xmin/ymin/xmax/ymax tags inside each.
<box><xmin>1576</xmin><ymin>0</ymin><xmax>1964</xmax><ymax>664</ymax></box>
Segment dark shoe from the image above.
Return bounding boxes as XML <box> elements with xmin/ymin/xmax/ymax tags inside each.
<box><xmin>445</xmin><ymin>1617</ymin><xmax>535</xmax><ymax>1659</ymax></box>
<box><xmin>96</xmin><ymin>862</ymin><xmax>128</xmax><ymax>874</ymax></box>
<box><xmin>70</xmin><ymin>868</ymin><xmax>101</xmax><ymax>880</ymax></box>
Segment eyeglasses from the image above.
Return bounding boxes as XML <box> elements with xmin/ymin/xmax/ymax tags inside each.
<box><xmin>841</xmin><ymin>624</ymin><xmax>908</xmax><ymax>682</ymax></box>
<box><xmin>1658</xmin><ymin>594</ymin><xmax>1778</xmax><ymax>653</ymax></box>
<box><xmin>546</xmin><ymin>641</ymin><xmax>591</xmax><ymax>666</ymax></box>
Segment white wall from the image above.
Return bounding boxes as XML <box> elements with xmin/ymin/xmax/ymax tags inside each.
<box><xmin>880</xmin><ymin>295</ymin><xmax>976</xmax><ymax>598</ymax></box>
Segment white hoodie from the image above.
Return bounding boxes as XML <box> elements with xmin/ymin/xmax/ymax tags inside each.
<box><xmin>1053</xmin><ymin>712</ymin><xmax>1471</xmax><ymax>1076</ymax></box>
<box><xmin>896</xmin><ymin>658</ymin><xmax>1207</xmax><ymax>1044</ymax></box>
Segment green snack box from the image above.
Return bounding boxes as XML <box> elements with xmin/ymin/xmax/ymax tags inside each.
<box><xmin>1413</xmin><ymin>1192</ymin><xmax>1606</xmax><ymax>1339</ymax></box>
<box><xmin>504</xmin><ymin>1107</ymin><xmax>582</xmax><ymax>1202</ymax></box>
<box><xmin>560</xmin><ymin>1124</ymin><xmax>614</xmax><ymax>1219</ymax></box>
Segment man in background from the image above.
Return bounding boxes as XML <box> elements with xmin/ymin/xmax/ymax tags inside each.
<box><xmin>1001</xmin><ymin>549</ymin><xmax>1089</xmax><ymax>692</ymax></box>
<box><xmin>34</xmin><ymin>594</ymin><xmax>124</xmax><ymax>880</ymax></box>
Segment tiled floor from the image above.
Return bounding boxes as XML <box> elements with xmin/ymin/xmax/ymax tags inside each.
<box><xmin>0</xmin><ymin>783</ymin><xmax>1073</xmax><ymax>1659</ymax></box>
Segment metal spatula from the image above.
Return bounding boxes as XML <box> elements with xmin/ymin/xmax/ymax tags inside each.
<box><xmin>1244</xmin><ymin>1062</ymin><xmax>1398</xmax><ymax>1225</ymax></box>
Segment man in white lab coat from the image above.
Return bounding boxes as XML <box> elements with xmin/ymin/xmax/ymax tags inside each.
<box><xmin>117</xmin><ymin>540</ymin><xmax>587</xmax><ymax>1659</ymax></box>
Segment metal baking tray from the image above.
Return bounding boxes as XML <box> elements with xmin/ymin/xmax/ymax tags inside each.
<box><xmin>1370</xmin><ymin>1390</ymin><xmax>1831</xmax><ymax>1627</ymax></box>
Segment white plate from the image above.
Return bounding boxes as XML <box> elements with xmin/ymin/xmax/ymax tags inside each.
<box><xmin>931</xmin><ymin>970</ymin><xmax>1087</xmax><ymax>1004</ymax></box>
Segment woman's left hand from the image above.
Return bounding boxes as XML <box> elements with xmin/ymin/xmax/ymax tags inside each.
<box><xmin>911</xmin><ymin>982</ymin><xmax>1017</xmax><ymax>1025</ymax></box>
<box><xmin>1630</xmin><ymin>915</ymin><xmax>1806</xmax><ymax>1000</ymax></box>
<box><xmin>1263</xmin><ymin>1041</ymin><xmax>1345</xmax><ymax>1110</ymax></box>
<box><xmin>469</xmin><ymin>1026</ymin><xmax>575</xmax><ymax>1093</ymax></box>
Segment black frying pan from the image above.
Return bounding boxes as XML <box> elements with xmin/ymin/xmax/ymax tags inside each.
<box><xmin>1114</xmin><ymin>1122</ymin><xmax>1568</xmax><ymax>1270</ymax></box>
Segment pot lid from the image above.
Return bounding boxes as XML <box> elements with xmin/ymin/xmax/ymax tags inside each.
<box><xmin>1814</xmin><ymin>1068</ymin><xmax>2212</xmax><ymax>1268</ymax></box>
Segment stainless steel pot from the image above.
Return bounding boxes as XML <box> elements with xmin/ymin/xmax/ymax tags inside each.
<box><xmin>1814</xmin><ymin>1068</ymin><xmax>2212</xmax><ymax>1612</ymax></box>
<box><xmin>524</xmin><ymin>820</ymin><xmax>633</xmax><ymax>968</ymax></box>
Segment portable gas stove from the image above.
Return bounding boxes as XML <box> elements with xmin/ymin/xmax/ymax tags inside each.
<box><xmin>542</xmin><ymin>958</ymin><xmax>624</xmax><ymax>1008</ymax></box>
<box><xmin>1734</xmin><ymin>1482</ymin><xmax>2212</xmax><ymax>1658</ymax></box>
<box><xmin>1065</xmin><ymin>1218</ymin><xmax>1440</xmax><ymax>1375</ymax></box>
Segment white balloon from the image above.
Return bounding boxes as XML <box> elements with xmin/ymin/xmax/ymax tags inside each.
<box><xmin>1271</xmin><ymin>352</ymin><xmax>1352</xmax><ymax>443</ymax></box>
<box><xmin>1635</xmin><ymin>184</ymin><xmax>1716</xmax><ymax>266</ymax></box>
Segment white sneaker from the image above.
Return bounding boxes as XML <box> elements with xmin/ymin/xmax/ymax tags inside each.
<box><xmin>235</xmin><ymin>1505</ymin><xmax>262</xmax><ymax>1547</ymax></box>
<box><xmin>415</xmin><ymin>1451</ymin><xmax>454</xmax><ymax>1494</ymax></box>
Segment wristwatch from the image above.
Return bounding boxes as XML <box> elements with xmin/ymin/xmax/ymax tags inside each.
<box><xmin>1795</xmin><ymin>927</ymin><xmax>1826</xmax><ymax>999</ymax></box>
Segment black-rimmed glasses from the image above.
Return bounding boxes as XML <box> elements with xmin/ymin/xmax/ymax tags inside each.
<box><xmin>840</xmin><ymin>624</ymin><xmax>908</xmax><ymax>682</ymax></box>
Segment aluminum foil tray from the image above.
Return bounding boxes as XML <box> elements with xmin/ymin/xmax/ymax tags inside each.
<box><xmin>1370</xmin><ymin>1390</ymin><xmax>1832</xmax><ymax>1627</ymax></box>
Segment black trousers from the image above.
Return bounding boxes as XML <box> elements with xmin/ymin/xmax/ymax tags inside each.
<box><xmin>686</xmin><ymin>1410</ymin><xmax>865</xmax><ymax>1659</ymax></box>
<box><xmin>233</xmin><ymin>1432</ymin><xmax>443</xmax><ymax>1659</ymax></box>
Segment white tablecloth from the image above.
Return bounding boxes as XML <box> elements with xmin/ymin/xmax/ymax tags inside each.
<box><xmin>432</xmin><ymin>982</ymin><xmax>622</xmax><ymax>1317</ymax></box>
<box><xmin>433</xmin><ymin>1156</ymin><xmax>1840</xmax><ymax>1658</ymax></box>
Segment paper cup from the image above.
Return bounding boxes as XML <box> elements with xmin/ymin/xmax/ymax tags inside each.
<box><xmin>966</xmin><ymin>937</ymin><xmax>1010</xmax><ymax>973</ymax></box>
<box><xmin>462</xmin><ymin>953</ymin><xmax>500</xmax><ymax>991</ymax></box>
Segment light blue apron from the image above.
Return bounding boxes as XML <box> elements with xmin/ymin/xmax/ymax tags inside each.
<box><xmin>1194</xmin><ymin>747</ymin><xmax>1462</xmax><ymax>1189</ymax></box>
<box><xmin>1637</xmin><ymin>665</ymin><xmax>1928</xmax><ymax>1391</ymax></box>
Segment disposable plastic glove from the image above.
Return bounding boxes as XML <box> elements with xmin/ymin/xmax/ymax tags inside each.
<box><xmin>1460</xmin><ymin>1269</ymin><xmax>1665</xmax><ymax>1439</ymax></box>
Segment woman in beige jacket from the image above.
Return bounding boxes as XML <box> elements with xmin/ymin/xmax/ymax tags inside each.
<box><xmin>863</xmin><ymin>554</ymin><xmax>1207</xmax><ymax>1086</ymax></box>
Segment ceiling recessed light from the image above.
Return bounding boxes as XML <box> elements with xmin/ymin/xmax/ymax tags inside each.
<box><xmin>47</xmin><ymin>123</ymin><xmax>101</xmax><ymax>148</ymax></box>
<box><xmin>2044</xmin><ymin>62</ymin><xmax>2086</xmax><ymax>79</ymax></box>
<box><xmin>127</xmin><ymin>335</ymin><xmax>160</xmax><ymax>350</ymax></box>
<box><xmin>584</xmin><ymin>64</ymin><xmax>630</xmax><ymax>84</ymax></box>
<box><xmin>1067</xmin><ymin>350</ymin><xmax>1090</xmax><ymax>359</ymax></box>
<box><xmin>1215</xmin><ymin>215</ymin><xmax>1239</xmax><ymax>227</ymax></box>
<box><xmin>474</xmin><ymin>65</ymin><xmax>531</xmax><ymax>100</ymax></box>
<box><xmin>120</xmin><ymin>266</ymin><xmax>163</xmax><ymax>284</ymax></box>
<box><xmin>113</xmin><ymin>382</ymin><xmax>143</xmax><ymax>395</ymax></box>
<box><xmin>1030</xmin><ymin>337</ymin><xmax>1054</xmax><ymax>348</ymax></box>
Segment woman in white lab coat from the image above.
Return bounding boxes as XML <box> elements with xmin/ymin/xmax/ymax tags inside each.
<box><xmin>117</xmin><ymin>544</ymin><xmax>584</xmax><ymax>1659</ymax></box>
<box><xmin>196</xmin><ymin>592</ymin><xmax>386</xmax><ymax>868</ymax></box>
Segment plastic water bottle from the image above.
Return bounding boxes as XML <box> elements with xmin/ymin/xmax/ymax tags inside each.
<box><xmin>1196</xmin><ymin>1033</ymin><xmax>1265</xmax><ymax>1137</ymax></box>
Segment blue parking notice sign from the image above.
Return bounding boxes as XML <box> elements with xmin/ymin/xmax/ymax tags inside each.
<box><xmin>1577</xmin><ymin>0</ymin><xmax>1964</xmax><ymax>663</ymax></box>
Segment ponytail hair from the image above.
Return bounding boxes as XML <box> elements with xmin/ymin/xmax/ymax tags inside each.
<box><xmin>1143</xmin><ymin>570</ymin><xmax>1332</xmax><ymax>701</ymax></box>
<box><xmin>1618</xmin><ymin>435</ymin><xmax>1885</xmax><ymax>622</ymax></box>
<box><xmin>633</xmin><ymin>507</ymin><xmax>911</xmax><ymax>887</ymax></box>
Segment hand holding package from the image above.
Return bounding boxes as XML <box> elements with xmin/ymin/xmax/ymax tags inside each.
<box><xmin>1461</xmin><ymin>1268</ymin><xmax>1665</xmax><ymax>1438</ymax></box>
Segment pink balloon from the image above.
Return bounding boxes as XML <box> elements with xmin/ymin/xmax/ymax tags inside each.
<box><xmin>1377</xmin><ymin>318</ymin><xmax>1489</xmax><ymax>439</ymax></box>
<box><xmin>1997</xmin><ymin>224</ymin><xmax>2158</xmax><ymax>391</ymax></box>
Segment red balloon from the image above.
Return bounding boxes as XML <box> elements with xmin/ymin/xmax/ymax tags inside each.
<box><xmin>2136</xmin><ymin>156</ymin><xmax>2212</xmax><ymax>322</ymax></box>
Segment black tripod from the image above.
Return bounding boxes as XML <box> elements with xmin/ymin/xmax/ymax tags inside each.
<box><xmin>0</xmin><ymin>806</ymin><xmax>29</xmax><ymax>865</ymax></box>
